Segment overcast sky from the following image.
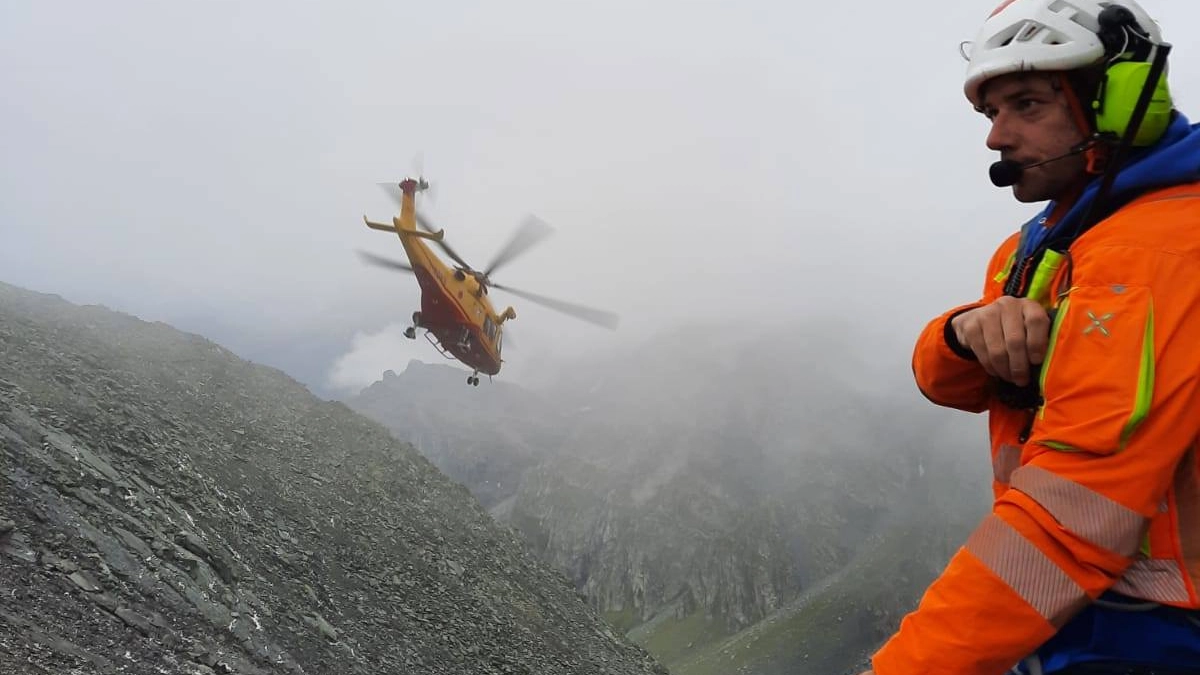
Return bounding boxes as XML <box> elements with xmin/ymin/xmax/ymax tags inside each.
<box><xmin>4</xmin><ymin>1</ymin><xmax>1198</xmax><ymax>398</ymax></box>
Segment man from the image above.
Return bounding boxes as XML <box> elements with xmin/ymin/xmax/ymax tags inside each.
<box><xmin>863</xmin><ymin>1</ymin><xmax>1200</xmax><ymax>673</ymax></box>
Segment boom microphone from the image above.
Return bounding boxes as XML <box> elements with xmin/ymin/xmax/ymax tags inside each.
<box><xmin>989</xmin><ymin>140</ymin><xmax>1098</xmax><ymax>187</ymax></box>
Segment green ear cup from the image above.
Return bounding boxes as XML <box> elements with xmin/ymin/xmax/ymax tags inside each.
<box><xmin>1092</xmin><ymin>61</ymin><xmax>1173</xmax><ymax>146</ymax></box>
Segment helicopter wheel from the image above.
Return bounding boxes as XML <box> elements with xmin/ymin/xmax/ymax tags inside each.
<box><xmin>404</xmin><ymin>327</ymin><xmax>416</xmax><ymax>340</ymax></box>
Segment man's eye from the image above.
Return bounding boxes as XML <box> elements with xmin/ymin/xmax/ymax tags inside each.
<box><xmin>1017</xmin><ymin>98</ymin><xmax>1041</xmax><ymax>111</ymax></box>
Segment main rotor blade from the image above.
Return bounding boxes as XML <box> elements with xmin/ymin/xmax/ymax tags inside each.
<box><xmin>491</xmin><ymin>283</ymin><xmax>619</xmax><ymax>330</ymax></box>
<box><xmin>414</xmin><ymin>210</ymin><xmax>472</xmax><ymax>270</ymax></box>
<box><xmin>484</xmin><ymin>215</ymin><xmax>555</xmax><ymax>278</ymax></box>
<box><xmin>356</xmin><ymin>249</ymin><xmax>414</xmax><ymax>274</ymax></box>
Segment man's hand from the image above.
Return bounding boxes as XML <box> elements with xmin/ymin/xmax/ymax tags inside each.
<box><xmin>950</xmin><ymin>296</ymin><xmax>1051</xmax><ymax>387</ymax></box>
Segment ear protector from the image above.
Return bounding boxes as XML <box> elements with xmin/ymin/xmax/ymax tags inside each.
<box><xmin>1092</xmin><ymin>4</ymin><xmax>1173</xmax><ymax>146</ymax></box>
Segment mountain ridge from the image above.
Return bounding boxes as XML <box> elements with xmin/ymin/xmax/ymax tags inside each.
<box><xmin>0</xmin><ymin>279</ymin><xmax>668</xmax><ymax>675</ymax></box>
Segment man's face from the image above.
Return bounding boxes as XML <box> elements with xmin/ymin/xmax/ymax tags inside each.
<box><xmin>978</xmin><ymin>72</ymin><xmax>1089</xmax><ymax>203</ymax></box>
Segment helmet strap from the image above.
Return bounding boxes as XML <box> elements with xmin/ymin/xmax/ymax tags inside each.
<box><xmin>1057</xmin><ymin>72</ymin><xmax>1109</xmax><ymax>175</ymax></box>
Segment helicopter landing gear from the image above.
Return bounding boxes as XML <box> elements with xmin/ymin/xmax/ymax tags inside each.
<box><xmin>467</xmin><ymin>372</ymin><xmax>480</xmax><ymax>387</ymax></box>
<box><xmin>405</xmin><ymin>311</ymin><xmax>422</xmax><ymax>340</ymax></box>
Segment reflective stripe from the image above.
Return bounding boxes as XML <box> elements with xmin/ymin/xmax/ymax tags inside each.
<box><xmin>1112</xmin><ymin>558</ymin><xmax>1192</xmax><ymax>604</ymax></box>
<box><xmin>1041</xmin><ymin>440</ymin><xmax>1081</xmax><ymax>452</ymax></box>
<box><xmin>994</xmin><ymin>251</ymin><xmax>1017</xmax><ymax>283</ymax></box>
<box><xmin>1038</xmin><ymin>296</ymin><xmax>1071</xmax><ymax>421</ymax></box>
<box><xmin>993</xmin><ymin>444</ymin><xmax>1021</xmax><ymax>485</ymax></box>
<box><xmin>1172</xmin><ymin>447</ymin><xmax>1200</xmax><ymax>602</ymax></box>
<box><xmin>1027</xmin><ymin>249</ymin><xmax>1066</xmax><ymax>309</ymax></box>
<box><xmin>1011</xmin><ymin>465</ymin><xmax>1147</xmax><ymax>556</ymax></box>
<box><xmin>966</xmin><ymin>514</ymin><xmax>1089</xmax><ymax>625</ymax></box>
<box><xmin>1120</xmin><ymin>300</ymin><xmax>1155</xmax><ymax>450</ymax></box>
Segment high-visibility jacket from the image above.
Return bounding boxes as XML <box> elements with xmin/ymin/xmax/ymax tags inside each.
<box><xmin>872</xmin><ymin>180</ymin><xmax>1200</xmax><ymax>675</ymax></box>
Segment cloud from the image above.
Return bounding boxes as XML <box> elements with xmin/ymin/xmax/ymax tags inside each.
<box><xmin>326</xmin><ymin>322</ymin><xmax>431</xmax><ymax>394</ymax></box>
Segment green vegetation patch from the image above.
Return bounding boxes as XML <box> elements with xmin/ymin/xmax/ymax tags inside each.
<box><xmin>630</xmin><ymin>610</ymin><xmax>730</xmax><ymax>669</ymax></box>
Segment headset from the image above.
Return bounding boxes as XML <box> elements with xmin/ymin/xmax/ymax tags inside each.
<box><xmin>1092</xmin><ymin>4</ymin><xmax>1173</xmax><ymax>146</ymax></box>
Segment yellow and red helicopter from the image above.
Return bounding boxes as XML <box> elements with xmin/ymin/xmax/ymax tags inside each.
<box><xmin>358</xmin><ymin>177</ymin><xmax>618</xmax><ymax>386</ymax></box>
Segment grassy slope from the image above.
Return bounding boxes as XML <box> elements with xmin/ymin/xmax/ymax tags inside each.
<box><xmin>669</xmin><ymin>518</ymin><xmax>940</xmax><ymax>675</ymax></box>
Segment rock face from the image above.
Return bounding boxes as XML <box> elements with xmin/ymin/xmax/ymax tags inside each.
<box><xmin>349</xmin><ymin>362</ymin><xmax>560</xmax><ymax>511</ymax></box>
<box><xmin>0</xmin><ymin>281</ymin><xmax>667</xmax><ymax>675</ymax></box>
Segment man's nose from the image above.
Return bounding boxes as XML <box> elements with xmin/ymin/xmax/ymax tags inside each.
<box><xmin>986</xmin><ymin>115</ymin><xmax>1016</xmax><ymax>152</ymax></box>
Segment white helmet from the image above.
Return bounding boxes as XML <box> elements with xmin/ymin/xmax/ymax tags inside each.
<box><xmin>962</xmin><ymin>0</ymin><xmax>1163</xmax><ymax>106</ymax></box>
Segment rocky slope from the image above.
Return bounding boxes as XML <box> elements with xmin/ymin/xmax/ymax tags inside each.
<box><xmin>349</xmin><ymin>362</ymin><xmax>563</xmax><ymax>511</ymax></box>
<box><xmin>0</xmin><ymin>280</ymin><xmax>667</xmax><ymax>675</ymax></box>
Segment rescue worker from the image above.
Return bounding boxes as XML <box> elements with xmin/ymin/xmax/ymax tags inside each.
<box><xmin>863</xmin><ymin>1</ymin><xmax>1200</xmax><ymax>673</ymax></box>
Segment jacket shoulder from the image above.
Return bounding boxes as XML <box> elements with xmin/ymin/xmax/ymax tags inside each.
<box><xmin>1090</xmin><ymin>182</ymin><xmax>1200</xmax><ymax>246</ymax></box>
<box><xmin>1068</xmin><ymin>182</ymin><xmax>1200</xmax><ymax>276</ymax></box>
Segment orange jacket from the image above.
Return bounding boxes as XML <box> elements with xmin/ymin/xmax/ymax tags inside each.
<box><xmin>873</xmin><ymin>181</ymin><xmax>1200</xmax><ymax>675</ymax></box>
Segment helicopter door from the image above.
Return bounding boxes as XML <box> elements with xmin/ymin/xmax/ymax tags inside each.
<box><xmin>483</xmin><ymin>316</ymin><xmax>502</xmax><ymax>355</ymax></box>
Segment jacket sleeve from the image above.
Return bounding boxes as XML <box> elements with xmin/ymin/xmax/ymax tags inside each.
<box><xmin>873</xmin><ymin>239</ymin><xmax>1200</xmax><ymax>675</ymax></box>
<box><xmin>911</xmin><ymin>233</ymin><xmax>1020</xmax><ymax>413</ymax></box>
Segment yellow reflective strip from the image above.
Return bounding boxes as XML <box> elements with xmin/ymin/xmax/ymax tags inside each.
<box><xmin>1040</xmin><ymin>440</ymin><xmax>1082</xmax><ymax>452</ymax></box>
<box><xmin>965</xmin><ymin>514</ymin><xmax>1089</xmax><ymax>625</ymax></box>
<box><xmin>1027</xmin><ymin>250</ymin><xmax>1066</xmax><ymax>308</ymax></box>
<box><xmin>1112</xmin><ymin>558</ymin><xmax>1191</xmax><ymax>604</ymax></box>
<box><xmin>994</xmin><ymin>251</ymin><xmax>1017</xmax><ymax>283</ymax></box>
<box><xmin>1011</xmin><ymin>465</ymin><xmax>1147</xmax><ymax>556</ymax></box>
<box><xmin>1038</xmin><ymin>297</ymin><xmax>1071</xmax><ymax>420</ymax></box>
<box><xmin>1121</xmin><ymin>299</ymin><xmax>1155</xmax><ymax>450</ymax></box>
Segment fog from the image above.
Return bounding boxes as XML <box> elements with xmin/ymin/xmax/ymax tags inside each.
<box><xmin>4</xmin><ymin>0</ymin><xmax>1198</xmax><ymax>397</ymax></box>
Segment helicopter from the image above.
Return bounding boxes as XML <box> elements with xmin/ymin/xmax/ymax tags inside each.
<box><xmin>358</xmin><ymin>177</ymin><xmax>619</xmax><ymax>386</ymax></box>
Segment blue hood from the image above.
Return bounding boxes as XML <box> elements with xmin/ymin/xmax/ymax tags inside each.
<box><xmin>1018</xmin><ymin>112</ymin><xmax>1200</xmax><ymax>259</ymax></box>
